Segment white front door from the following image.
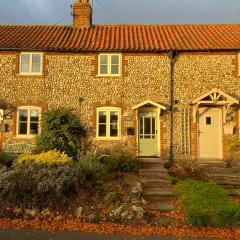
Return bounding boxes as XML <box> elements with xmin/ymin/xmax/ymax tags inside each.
<box><xmin>138</xmin><ymin>111</ymin><xmax>158</xmax><ymax>156</ymax></box>
<box><xmin>198</xmin><ymin>108</ymin><xmax>223</xmax><ymax>160</ymax></box>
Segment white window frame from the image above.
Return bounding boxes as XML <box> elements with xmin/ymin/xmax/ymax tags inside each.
<box><xmin>19</xmin><ymin>52</ymin><xmax>43</xmax><ymax>75</ymax></box>
<box><xmin>98</xmin><ymin>53</ymin><xmax>122</xmax><ymax>77</ymax></box>
<box><xmin>16</xmin><ymin>106</ymin><xmax>41</xmax><ymax>138</ymax></box>
<box><xmin>96</xmin><ymin>107</ymin><xmax>121</xmax><ymax>140</ymax></box>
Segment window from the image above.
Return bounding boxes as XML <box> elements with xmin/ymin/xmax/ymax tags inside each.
<box><xmin>20</xmin><ymin>53</ymin><xmax>43</xmax><ymax>75</ymax></box>
<box><xmin>98</xmin><ymin>54</ymin><xmax>121</xmax><ymax>76</ymax></box>
<box><xmin>96</xmin><ymin>107</ymin><xmax>121</xmax><ymax>139</ymax></box>
<box><xmin>17</xmin><ymin>107</ymin><xmax>41</xmax><ymax>137</ymax></box>
<box><xmin>205</xmin><ymin>116</ymin><xmax>213</xmax><ymax>126</ymax></box>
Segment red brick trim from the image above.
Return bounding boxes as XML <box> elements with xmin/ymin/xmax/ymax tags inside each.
<box><xmin>232</xmin><ymin>53</ymin><xmax>239</xmax><ymax>78</ymax></box>
<box><xmin>160</xmin><ymin>113</ymin><xmax>168</xmax><ymax>159</ymax></box>
<box><xmin>92</xmin><ymin>53</ymin><xmax>128</xmax><ymax>77</ymax></box>
<box><xmin>12</xmin><ymin>100</ymin><xmax>48</xmax><ymax>138</ymax></box>
<box><xmin>13</xmin><ymin>52</ymin><xmax>47</xmax><ymax>77</ymax></box>
<box><xmin>91</xmin><ymin>101</ymin><xmax>126</xmax><ymax>138</ymax></box>
<box><xmin>190</xmin><ymin>108</ymin><xmax>198</xmax><ymax>159</ymax></box>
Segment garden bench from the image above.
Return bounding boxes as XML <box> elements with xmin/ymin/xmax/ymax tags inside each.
<box><xmin>4</xmin><ymin>143</ymin><xmax>36</xmax><ymax>154</ymax></box>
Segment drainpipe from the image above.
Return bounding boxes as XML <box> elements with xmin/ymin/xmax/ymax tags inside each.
<box><xmin>169</xmin><ymin>50</ymin><xmax>177</xmax><ymax>162</ymax></box>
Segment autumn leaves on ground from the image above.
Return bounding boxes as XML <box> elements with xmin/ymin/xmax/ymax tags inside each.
<box><xmin>0</xmin><ymin>109</ymin><xmax>240</xmax><ymax>239</ymax></box>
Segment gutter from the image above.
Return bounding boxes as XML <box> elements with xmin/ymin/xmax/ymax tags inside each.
<box><xmin>169</xmin><ymin>50</ymin><xmax>177</xmax><ymax>162</ymax></box>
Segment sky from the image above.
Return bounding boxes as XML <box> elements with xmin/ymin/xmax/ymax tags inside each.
<box><xmin>0</xmin><ymin>0</ymin><xmax>240</xmax><ymax>25</ymax></box>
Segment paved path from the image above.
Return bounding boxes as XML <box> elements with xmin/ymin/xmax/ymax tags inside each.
<box><xmin>0</xmin><ymin>228</ymin><xmax>220</xmax><ymax>240</ymax></box>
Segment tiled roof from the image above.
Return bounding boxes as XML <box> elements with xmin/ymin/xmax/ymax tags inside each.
<box><xmin>0</xmin><ymin>24</ymin><xmax>240</xmax><ymax>52</ymax></box>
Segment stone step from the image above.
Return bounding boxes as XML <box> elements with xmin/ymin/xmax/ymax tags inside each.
<box><xmin>200</xmin><ymin>162</ymin><xmax>227</xmax><ymax>168</ymax></box>
<box><xmin>206</xmin><ymin>173</ymin><xmax>240</xmax><ymax>179</ymax></box>
<box><xmin>140</xmin><ymin>158</ymin><xmax>164</xmax><ymax>164</ymax></box>
<box><xmin>140</xmin><ymin>171</ymin><xmax>168</xmax><ymax>178</ymax></box>
<box><xmin>209</xmin><ymin>179</ymin><xmax>240</xmax><ymax>186</ymax></box>
<box><xmin>143</xmin><ymin>163</ymin><xmax>166</xmax><ymax>169</ymax></box>
<box><xmin>143</xmin><ymin>188</ymin><xmax>177</xmax><ymax>198</ymax></box>
<box><xmin>227</xmin><ymin>189</ymin><xmax>240</xmax><ymax>196</ymax></box>
<box><xmin>204</xmin><ymin>167</ymin><xmax>240</xmax><ymax>174</ymax></box>
<box><xmin>141</xmin><ymin>178</ymin><xmax>173</xmax><ymax>188</ymax></box>
<box><xmin>149</xmin><ymin>201</ymin><xmax>175</xmax><ymax>212</ymax></box>
<box><xmin>140</xmin><ymin>167</ymin><xmax>167</xmax><ymax>173</ymax></box>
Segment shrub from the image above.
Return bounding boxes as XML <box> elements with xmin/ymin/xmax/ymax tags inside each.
<box><xmin>94</xmin><ymin>141</ymin><xmax>141</xmax><ymax>173</ymax></box>
<box><xmin>0</xmin><ymin>161</ymin><xmax>97</xmax><ymax>210</ymax></box>
<box><xmin>225</xmin><ymin>136</ymin><xmax>240</xmax><ymax>168</ymax></box>
<box><xmin>14</xmin><ymin>150</ymin><xmax>72</xmax><ymax>167</ymax></box>
<box><xmin>176</xmin><ymin>180</ymin><xmax>240</xmax><ymax>227</ymax></box>
<box><xmin>0</xmin><ymin>152</ymin><xmax>18</xmax><ymax>168</ymax></box>
<box><xmin>36</xmin><ymin>108</ymin><xmax>86</xmax><ymax>158</ymax></box>
<box><xmin>77</xmin><ymin>152</ymin><xmax>107</xmax><ymax>181</ymax></box>
<box><xmin>106</xmin><ymin>155</ymin><xmax>141</xmax><ymax>173</ymax></box>
<box><xmin>105</xmin><ymin>192</ymin><xmax>118</xmax><ymax>205</ymax></box>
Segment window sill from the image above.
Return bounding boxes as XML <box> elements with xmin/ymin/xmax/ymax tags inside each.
<box><xmin>17</xmin><ymin>73</ymin><xmax>44</xmax><ymax>77</ymax></box>
<box><xmin>95</xmin><ymin>74</ymin><xmax>122</xmax><ymax>78</ymax></box>
<box><xmin>95</xmin><ymin>137</ymin><xmax>121</xmax><ymax>141</ymax></box>
<box><xmin>15</xmin><ymin>135</ymin><xmax>38</xmax><ymax>140</ymax></box>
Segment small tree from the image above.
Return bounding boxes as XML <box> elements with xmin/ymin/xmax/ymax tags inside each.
<box><xmin>36</xmin><ymin>108</ymin><xmax>86</xmax><ymax>158</ymax></box>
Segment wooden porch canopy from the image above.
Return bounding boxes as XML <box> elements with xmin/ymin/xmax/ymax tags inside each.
<box><xmin>132</xmin><ymin>100</ymin><xmax>166</xmax><ymax>110</ymax></box>
<box><xmin>191</xmin><ymin>88</ymin><xmax>239</xmax><ymax>123</ymax></box>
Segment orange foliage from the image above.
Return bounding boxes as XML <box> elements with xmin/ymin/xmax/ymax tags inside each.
<box><xmin>0</xmin><ymin>218</ymin><xmax>239</xmax><ymax>240</ymax></box>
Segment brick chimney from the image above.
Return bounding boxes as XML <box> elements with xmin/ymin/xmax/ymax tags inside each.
<box><xmin>72</xmin><ymin>0</ymin><xmax>92</xmax><ymax>28</ymax></box>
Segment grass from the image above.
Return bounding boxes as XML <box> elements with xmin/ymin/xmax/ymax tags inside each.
<box><xmin>176</xmin><ymin>180</ymin><xmax>240</xmax><ymax>227</ymax></box>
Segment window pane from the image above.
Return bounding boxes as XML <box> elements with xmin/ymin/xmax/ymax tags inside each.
<box><xmin>111</xmin><ymin>55</ymin><xmax>119</xmax><ymax>65</ymax></box>
<box><xmin>98</xmin><ymin>125</ymin><xmax>106</xmax><ymax>137</ymax></box>
<box><xmin>30</xmin><ymin>109</ymin><xmax>39</xmax><ymax>122</ymax></box>
<box><xmin>21</xmin><ymin>63</ymin><xmax>30</xmax><ymax>72</ymax></box>
<box><xmin>110</xmin><ymin>111</ymin><xmax>118</xmax><ymax>124</ymax></box>
<box><xmin>19</xmin><ymin>122</ymin><xmax>27</xmax><ymax>135</ymax></box>
<box><xmin>152</xmin><ymin>117</ymin><xmax>156</xmax><ymax>135</ymax></box>
<box><xmin>110</xmin><ymin>124</ymin><xmax>118</xmax><ymax>137</ymax></box>
<box><xmin>111</xmin><ymin>65</ymin><xmax>119</xmax><ymax>75</ymax></box>
<box><xmin>19</xmin><ymin>109</ymin><xmax>28</xmax><ymax>122</ymax></box>
<box><xmin>140</xmin><ymin>117</ymin><xmax>143</xmax><ymax>135</ymax></box>
<box><xmin>100</xmin><ymin>55</ymin><xmax>108</xmax><ymax>65</ymax></box>
<box><xmin>144</xmin><ymin>117</ymin><xmax>151</xmax><ymax>135</ymax></box>
<box><xmin>98</xmin><ymin>111</ymin><xmax>107</xmax><ymax>123</ymax></box>
<box><xmin>32</xmin><ymin>64</ymin><xmax>41</xmax><ymax>73</ymax></box>
<box><xmin>30</xmin><ymin>123</ymin><xmax>39</xmax><ymax>135</ymax></box>
<box><xmin>100</xmin><ymin>65</ymin><xmax>108</xmax><ymax>75</ymax></box>
<box><xmin>206</xmin><ymin>117</ymin><xmax>212</xmax><ymax>125</ymax></box>
<box><xmin>32</xmin><ymin>54</ymin><xmax>41</xmax><ymax>64</ymax></box>
<box><xmin>21</xmin><ymin>54</ymin><xmax>30</xmax><ymax>63</ymax></box>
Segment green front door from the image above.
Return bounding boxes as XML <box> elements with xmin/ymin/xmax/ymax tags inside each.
<box><xmin>138</xmin><ymin>112</ymin><xmax>157</xmax><ymax>156</ymax></box>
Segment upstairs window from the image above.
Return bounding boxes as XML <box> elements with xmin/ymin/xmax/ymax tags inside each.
<box><xmin>98</xmin><ymin>54</ymin><xmax>121</xmax><ymax>76</ymax></box>
<box><xmin>17</xmin><ymin>107</ymin><xmax>41</xmax><ymax>137</ymax></box>
<box><xmin>96</xmin><ymin>107</ymin><xmax>121</xmax><ymax>139</ymax></box>
<box><xmin>20</xmin><ymin>53</ymin><xmax>43</xmax><ymax>75</ymax></box>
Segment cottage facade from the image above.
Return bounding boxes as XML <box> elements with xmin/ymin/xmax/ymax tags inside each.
<box><xmin>1</xmin><ymin>0</ymin><xmax>240</xmax><ymax>162</ymax></box>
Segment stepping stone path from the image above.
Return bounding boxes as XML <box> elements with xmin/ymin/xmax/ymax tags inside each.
<box><xmin>140</xmin><ymin>158</ymin><xmax>176</xmax><ymax>212</ymax></box>
<box><xmin>201</xmin><ymin>162</ymin><xmax>240</xmax><ymax>196</ymax></box>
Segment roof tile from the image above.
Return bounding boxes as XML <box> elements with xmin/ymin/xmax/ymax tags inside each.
<box><xmin>1</xmin><ymin>24</ymin><xmax>240</xmax><ymax>52</ymax></box>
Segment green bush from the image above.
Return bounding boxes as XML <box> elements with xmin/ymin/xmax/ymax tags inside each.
<box><xmin>95</xmin><ymin>141</ymin><xmax>141</xmax><ymax>173</ymax></box>
<box><xmin>176</xmin><ymin>180</ymin><xmax>240</xmax><ymax>227</ymax></box>
<box><xmin>36</xmin><ymin>108</ymin><xmax>86</xmax><ymax>158</ymax></box>
<box><xmin>0</xmin><ymin>161</ymin><xmax>102</xmax><ymax>210</ymax></box>
<box><xmin>0</xmin><ymin>152</ymin><xmax>18</xmax><ymax>168</ymax></box>
<box><xmin>77</xmin><ymin>152</ymin><xmax>107</xmax><ymax>181</ymax></box>
<box><xmin>106</xmin><ymin>155</ymin><xmax>141</xmax><ymax>173</ymax></box>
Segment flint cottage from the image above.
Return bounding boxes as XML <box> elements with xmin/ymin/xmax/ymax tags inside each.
<box><xmin>1</xmin><ymin>0</ymin><xmax>240</xmax><ymax>162</ymax></box>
